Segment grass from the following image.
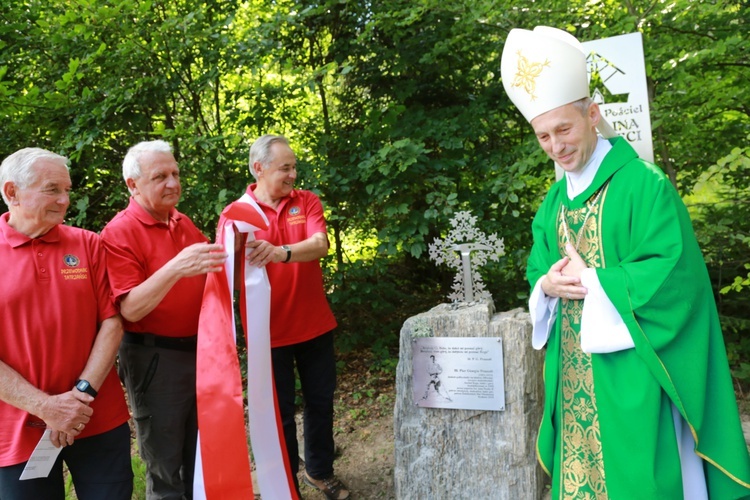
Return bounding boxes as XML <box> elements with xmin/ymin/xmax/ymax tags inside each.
<box><xmin>130</xmin><ymin>450</ymin><xmax>147</xmax><ymax>500</ymax></box>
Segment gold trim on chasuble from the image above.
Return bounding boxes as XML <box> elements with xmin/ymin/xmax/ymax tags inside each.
<box><xmin>556</xmin><ymin>184</ymin><xmax>609</xmax><ymax>499</ymax></box>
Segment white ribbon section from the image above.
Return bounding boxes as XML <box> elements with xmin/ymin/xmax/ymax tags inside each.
<box><xmin>194</xmin><ymin>194</ymin><xmax>292</xmax><ymax>499</ymax></box>
<box><xmin>235</xmin><ymin>195</ymin><xmax>293</xmax><ymax>499</ymax></box>
<box><xmin>193</xmin><ymin>432</ymin><xmax>206</xmax><ymax>499</ymax></box>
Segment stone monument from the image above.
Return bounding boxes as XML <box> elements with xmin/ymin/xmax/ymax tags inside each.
<box><xmin>393</xmin><ymin>212</ymin><xmax>546</xmax><ymax>499</ymax></box>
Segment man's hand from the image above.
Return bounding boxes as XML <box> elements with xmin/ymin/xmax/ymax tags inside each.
<box><xmin>49</xmin><ymin>430</ymin><xmax>74</xmax><ymax>448</ymax></box>
<box><xmin>246</xmin><ymin>239</ymin><xmax>284</xmax><ymax>267</ymax></box>
<box><xmin>168</xmin><ymin>243</ymin><xmax>228</xmax><ymax>278</ymax></box>
<box><xmin>561</xmin><ymin>243</ymin><xmax>589</xmax><ymax>281</ymax></box>
<box><xmin>39</xmin><ymin>391</ymin><xmax>94</xmax><ymax>447</ymax></box>
<box><xmin>119</xmin><ymin>243</ymin><xmax>228</xmax><ymax>323</ymax></box>
<box><xmin>245</xmin><ymin>232</ymin><xmax>328</xmax><ymax>267</ymax></box>
<box><xmin>541</xmin><ymin>250</ymin><xmax>588</xmax><ymax>300</ymax></box>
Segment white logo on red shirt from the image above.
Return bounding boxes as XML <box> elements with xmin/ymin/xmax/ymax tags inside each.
<box><xmin>63</xmin><ymin>254</ymin><xmax>80</xmax><ymax>267</ymax></box>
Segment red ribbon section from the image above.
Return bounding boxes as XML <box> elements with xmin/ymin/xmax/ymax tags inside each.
<box><xmin>222</xmin><ymin>201</ymin><xmax>268</xmax><ymax>229</ymax></box>
<box><xmin>196</xmin><ymin>263</ymin><xmax>254</xmax><ymax>498</ymax></box>
<box><xmin>195</xmin><ymin>201</ymin><xmax>269</xmax><ymax>498</ymax></box>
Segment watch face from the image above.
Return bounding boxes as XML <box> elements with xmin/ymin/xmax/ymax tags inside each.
<box><xmin>75</xmin><ymin>379</ymin><xmax>97</xmax><ymax>397</ymax></box>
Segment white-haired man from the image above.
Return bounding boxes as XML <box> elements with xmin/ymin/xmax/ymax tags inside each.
<box><xmin>101</xmin><ymin>140</ymin><xmax>226</xmax><ymax>499</ymax></box>
<box><xmin>0</xmin><ymin>147</ymin><xmax>132</xmax><ymax>498</ymax></box>
<box><xmin>501</xmin><ymin>27</ymin><xmax>750</xmax><ymax>498</ymax></box>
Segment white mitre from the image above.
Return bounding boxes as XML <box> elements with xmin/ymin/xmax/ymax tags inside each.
<box><xmin>500</xmin><ymin>26</ymin><xmax>616</xmax><ymax>138</ymax></box>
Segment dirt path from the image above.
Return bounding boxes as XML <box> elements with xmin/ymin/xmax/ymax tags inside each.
<box><xmin>296</xmin><ymin>350</ymin><xmax>396</xmax><ymax>499</ymax></box>
<box><xmin>297</xmin><ymin>413</ymin><xmax>395</xmax><ymax>499</ymax></box>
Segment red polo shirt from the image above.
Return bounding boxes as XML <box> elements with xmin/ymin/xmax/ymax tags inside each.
<box><xmin>101</xmin><ymin>198</ymin><xmax>210</xmax><ymax>337</ymax></box>
<box><xmin>0</xmin><ymin>213</ymin><xmax>130</xmax><ymax>466</ymax></box>
<box><xmin>227</xmin><ymin>185</ymin><xmax>337</xmax><ymax>347</ymax></box>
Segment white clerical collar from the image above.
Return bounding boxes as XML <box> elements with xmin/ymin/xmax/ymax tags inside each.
<box><xmin>565</xmin><ymin>137</ymin><xmax>613</xmax><ymax>198</ymax></box>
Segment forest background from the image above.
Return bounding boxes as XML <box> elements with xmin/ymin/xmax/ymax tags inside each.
<box><xmin>1</xmin><ymin>0</ymin><xmax>749</xmax><ymax>392</ymax></box>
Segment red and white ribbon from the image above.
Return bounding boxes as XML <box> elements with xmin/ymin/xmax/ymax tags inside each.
<box><xmin>194</xmin><ymin>194</ymin><xmax>298</xmax><ymax>499</ymax></box>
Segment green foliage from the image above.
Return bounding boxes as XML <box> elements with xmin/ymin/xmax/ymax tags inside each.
<box><xmin>1</xmin><ymin>0</ymin><xmax>749</xmax><ymax>378</ymax></box>
<box><xmin>722</xmin><ymin>264</ymin><xmax>750</xmax><ymax>295</ymax></box>
<box><xmin>721</xmin><ymin>315</ymin><xmax>750</xmax><ymax>392</ymax></box>
<box><xmin>0</xmin><ymin>0</ymin><xmax>246</xmax><ymax>233</ymax></box>
<box><xmin>327</xmin><ymin>256</ymin><xmax>447</xmax><ymax>356</ymax></box>
<box><xmin>690</xmin><ymin>142</ymin><xmax>750</xmax><ymax>387</ymax></box>
<box><xmin>131</xmin><ymin>451</ymin><xmax>148</xmax><ymax>500</ymax></box>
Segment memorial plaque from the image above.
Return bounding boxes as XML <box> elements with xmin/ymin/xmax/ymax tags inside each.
<box><xmin>412</xmin><ymin>337</ymin><xmax>505</xmax><ymax>411</ymax></box>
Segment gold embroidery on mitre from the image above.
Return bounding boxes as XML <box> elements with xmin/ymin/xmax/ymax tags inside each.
<box><xmin>512</xmin><ymin>51</ymin><xmax>550</xmax><ymax>101</ymax></box>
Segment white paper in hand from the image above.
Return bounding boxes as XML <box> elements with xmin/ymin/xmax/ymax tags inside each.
<box><xmin>19</xmin><ymin>429</ymin><xmax>63</xmax><ymax>480</ymax></box>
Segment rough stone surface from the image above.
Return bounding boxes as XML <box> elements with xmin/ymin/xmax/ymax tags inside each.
<box><xmin>394</xmin><ymin>301</ymin><xmax>546</xmax><ymax>499</ymax></box>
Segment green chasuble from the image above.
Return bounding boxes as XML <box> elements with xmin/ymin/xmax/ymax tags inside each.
<box><xmin>526</xmin><ymin>138</ymin><xmax>750</xmax><ymax>499</ymax></box>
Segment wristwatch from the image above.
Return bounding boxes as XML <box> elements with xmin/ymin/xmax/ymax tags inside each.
<box><xmin>282</xmin><ymin>245</ymin><xmax>292</xmax><ymax>263</ymax></box>
<box><xmin>75</xmin><ymin>379</ymin><xmax>98</xmax><ymax>398</ymax></box>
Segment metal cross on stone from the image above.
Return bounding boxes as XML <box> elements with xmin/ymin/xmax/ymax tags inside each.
<box><xmin>428</xmin><ymin>211</ymin><xmax>505</xmax><ymax>303</ymax></box>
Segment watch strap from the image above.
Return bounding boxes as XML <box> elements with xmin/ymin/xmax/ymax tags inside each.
<box><xmin>75</xmin><ymin>379</ymin><xmax>98</xmax><ymax>398</ymax></box>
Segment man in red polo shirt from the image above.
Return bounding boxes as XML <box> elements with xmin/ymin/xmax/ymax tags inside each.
<box><xmin>228</xmin><ymin>134</ymin><xmax>347</xmax><ymax>499</ymax></box>
<box><xmin>0</xmin><ymin>147</ymin><xmax>132</xmax><ymax>499</ymax></box>
<box><xmin>101</xmin><ymin>140</ymin><xmax>226</xmax><ymax>500</ymax></box>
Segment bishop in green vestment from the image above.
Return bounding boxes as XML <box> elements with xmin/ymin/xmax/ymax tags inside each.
<box><xmin>501</xmin><ymin>26</ymin><xmax>750</xmax><ymax>499</ymax></box>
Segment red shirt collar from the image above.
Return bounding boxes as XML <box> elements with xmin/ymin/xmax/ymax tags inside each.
<box><xmin>127</xmin><ymin>197</ymin><xmax>182</xmax><ymax>226</ymax></box>
<box><xmin>0</xmin><ymin>212</ymin><xmax>61</xmax><ymax>248</ymax></box>
<box><xmin>245</xmin><ymin>183</ymin><xmax>297</xmax><ymax>210</ymax></box>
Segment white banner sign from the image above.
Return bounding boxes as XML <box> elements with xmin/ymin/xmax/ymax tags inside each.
<box><xmin>583</xmin><ymin>31</ymin><xmax>654</xmax><ymax>162</ymax></box>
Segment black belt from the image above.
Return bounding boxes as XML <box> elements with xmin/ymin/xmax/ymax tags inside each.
<box><xmin>123</xmin><ymin>331</ymin><xmax>197</xmax><ymax>352</ymax></box>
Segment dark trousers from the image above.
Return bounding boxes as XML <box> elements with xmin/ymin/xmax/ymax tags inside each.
<box><xmin>118</xmin><ymin>340</ymin><xmax>197</xmax><ymax>500</ymax></box>
<box><xmin>272</xmin><ymin>331</ymin><xmax>337</xmax><ymax>481</ymax></box>
<box><xmin>0</xmin><ymin>423</ymin><xmax>132</xmax><ymax>500</ymax></box>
